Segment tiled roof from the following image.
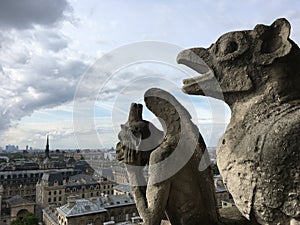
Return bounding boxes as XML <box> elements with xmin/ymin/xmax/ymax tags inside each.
<box><xmin>113</xmin><ymin>184</ymin><xmax>132</xmax><ymax>194</ymax></box>
<box><xmin>7</xmin><ymin>195</ymin><xmax>34</xmax><ymax>206</ymax></box>
<box><xmin>59</xmin><ymin>199</ymin><xmax>107</xmax><ymax>217</ymax></box>
<box><xmin>58</xmin><ymin>194</ymin><xmax>135</xmax><ymax>218</ymax></box>
<box><xmin>42</xmin><ymin>172</ymin><xmax>64</xmax><ymax>185</ymax></box>
<box><xmin>43</xmin><ymin>207</ymin><xmax>59</xmax><ymax>225</ymax></box>
<box><xmin>101</xmin><ymin>194</ymin><xmax>134</xmax><ymax>209</ymax></box>
<box><xmin>68</xmin><ymin>174</ymin><xmax>95</xmax><ymax>185</ymax></box>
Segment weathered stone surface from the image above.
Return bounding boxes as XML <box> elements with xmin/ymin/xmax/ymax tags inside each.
<box><xmin>160</xmin><ymin>207</ymin><xmax>255</xmax><ymax>225</ymax></box>
<box><xmin>161</xmin><ymin>206</ymin><xmax>262</xmax><ymax>225</ymax></box>
<box><xmin>116</xmin><ymin>88</ymin><xmax>220</xmax><ymax>225</ymax></box>
<box><xmin>219</xmin><ymin>206</ymin><xmax>253</xmax><ymax>225</ymax></box>
<box><xmin>177</xmin><ymin>18</ymin><xmax>300</xmax><ymax>225</ymax></box>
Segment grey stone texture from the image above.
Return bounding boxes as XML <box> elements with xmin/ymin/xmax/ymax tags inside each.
<box><xmin>116</xmin><ymin>89</ymin><xmax>220</xmax><ymax>225</ymax></box>
<box><xmin>177</xmin><ymin>18</ymin><xmax>300</xmax><ymax>225</ymax></box>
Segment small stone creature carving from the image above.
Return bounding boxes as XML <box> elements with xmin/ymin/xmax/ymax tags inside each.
<box><xmin>177</xmin><ymin>18</ymin><xmax>300</xmax><ymax>225</ymax></box>
<box><xmin>116</xmin><ymin>88</ymin><xmax>220</xmax><ymax>225</ymax></box>
<box><xmin>116</xmin><ymin>103</ymin><xmax>163</xmax><ymax>167</ymax></box>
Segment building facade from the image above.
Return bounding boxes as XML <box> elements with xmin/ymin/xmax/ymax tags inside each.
<box><xmin>0</xmin><ymin>168</ymin><xmax>80</xmax><ymax>202</ymax></box>
<box><xmin>0</xmin><ymin>195</ymin><xmax>35</xmax><ymax>225</ymax></box>
<box><xmin>36</xmin><ymin>172</ymin><xmax>116</xmax><ymax>219</ymax></box>
<box><xmin>43</xmin><ymin>194</ymin><xmax>138</xmax><ymax>225</ymax></box>
<box><xmin>214</xmin><ymin>175</ymin><xmax>232</xmax><ymax>208</ymax></box>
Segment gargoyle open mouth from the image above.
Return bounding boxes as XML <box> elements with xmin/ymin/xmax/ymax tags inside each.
<box><xmin>177</xmin><ymin>48</ymin><xmax>216</xmax><ymax>96</ymax></box>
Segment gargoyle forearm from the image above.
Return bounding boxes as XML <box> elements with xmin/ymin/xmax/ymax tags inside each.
<box><xmin>125</xmin><ymin>165</ymin><xmax>148</xmax><ymax>209</ymax></box>
<box><xmin>142</xmin><ymin>181</ymin><xmax>171</xmax><ymax>225</ymax></box>
<box><xmin>126</xmin><ymin>166</ymin><xmax>170</xmax><ymax>225</ymax></box>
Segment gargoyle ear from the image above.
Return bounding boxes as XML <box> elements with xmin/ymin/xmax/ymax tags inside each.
<box><xmin>136</xmin><ymin>104</ymin><xmax>143</xmax><ymax>121</ymax></box>
<box><xmin>128</xmin><ymin>103</ymin><xmax>143</xmax><ymax>124</ymax></box>
<box><xmin>253</xmin><ymin>18</ymin><xmax>292</xmax><ymax>65</ymax></box>
<box><xmin>128</xmin><ymin>103</ymin><xmax>137</xmax><ymax>123</ymax></box>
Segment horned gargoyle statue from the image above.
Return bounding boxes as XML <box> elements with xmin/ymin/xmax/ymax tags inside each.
<box><xmin>177</xmin><ymin>18</ymin><xmax>300</xmax><ymax>225</ymax></box>
<box><xmin>116</xmin><ymin>88</ymin><xmax>220</xmax><ymax>225</ymax></box>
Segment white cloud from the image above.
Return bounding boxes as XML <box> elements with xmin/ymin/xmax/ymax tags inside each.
<box><xmin>0</xmin><ymin>0</ymin><xmax>299</xmax><ymax>149</ymax></box>
<box><xmin>0</xmin><ymin>0</ymin><xmax>71</xmax><ymax>29</ymax></box>
<box><xmin>0</xmin><ymin>30</ymin><xmax>89</xmax><ymax>131</ymax></box>
<box><xmin>0</xmin><ymin>6</ymin><xmax>91</xmax><ymax>137</ymax></box>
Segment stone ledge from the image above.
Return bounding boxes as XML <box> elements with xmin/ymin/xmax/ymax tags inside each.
<box><xmin>220</xmin><ymin>206</ymin><xmax>253</xmax><ymax>225</ymax></box>
<box><xmin>159</xmin><ymin>206</ymin><xmax>253</xmax><ymax>225</ymax></box>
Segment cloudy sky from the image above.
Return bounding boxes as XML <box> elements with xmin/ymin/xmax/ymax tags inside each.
<box><xmin>0</xmin><ymin>0</ymin><xmax>299</xmax><ymax>150</ymax></box>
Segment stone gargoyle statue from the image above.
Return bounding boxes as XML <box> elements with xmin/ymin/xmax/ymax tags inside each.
<box><xmin>177</xmin><ymin>18</ymin><xmax>300</xmax><ymax>225</ymax></box>
<box><xmin>116</xmin><ymin>88</ymin><xmax>220</xmax><ymax>225</ymax></box>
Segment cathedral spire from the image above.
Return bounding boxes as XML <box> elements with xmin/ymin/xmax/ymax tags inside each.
<box><xmin>45</xmin><ymin>135</ymin><xmax>50</xmax><ymax>158</ymax></box>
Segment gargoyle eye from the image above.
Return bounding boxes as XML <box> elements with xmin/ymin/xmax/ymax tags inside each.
<box><xmin>216</xmin><ymin>40</ymin><xmax>238</xmax><ymax>56</ymax></box>
<box><xmin>224</xmin><ymin>41</ymin><xmax>238</xmax><ymax>54</ymax></box>
<box><xmin>127</xmin><ymin>128</ymin><xmax>140</xmax><ymax>138</ymax></box>
<box><xmin>227</xmin><ymin>41</ymin><xmax>238</xmax><ymax>53</ymax></box>
<box><xmin>214</xmin><ymin>32</ymin><xmax>249</xmax><ymax>61</ymax></box>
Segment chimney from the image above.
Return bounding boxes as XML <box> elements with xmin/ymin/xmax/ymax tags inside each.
<box><xmin>91</xmin><ymin>197</ymin><xmax>97</xmax><ymax>204</ymax></box>
<box><xmin>67</xmin><ymin>196</ymin><xmax>76</xmax><ymax>208</ymax></box>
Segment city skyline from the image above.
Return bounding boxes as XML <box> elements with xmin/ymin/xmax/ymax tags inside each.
<box><xmin>0</xmin><ymin>1</ymin><xmax>300</xmax><ymax>149</ymax></box>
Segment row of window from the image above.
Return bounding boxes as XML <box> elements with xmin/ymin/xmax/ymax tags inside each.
<box><xmin>0</xmin><ymin>171</ymin><xmax>79</xmax><ymax>181</ymax></box>
<box><xmin>1</xmin><ymin>179</ymin><xmax>37</xmax><ymax>185</ymax></box>
<box><xmin>65</xmin><ymin>185</ymin><xmax>100</xmax><ymax>192</ymax></box>
<box><xmin>2</xmin><ymin>189</ymin><xmax>35</xmax><ymax>196</ymax></box>
<box><xmin>0</xmin><ymin>174</ymin><xmax>40</xmax><ymax>180</ymax></box>
<box><xmin>48</xmin><ymin>196</ymin><xmax>62</xmax><ymax>202</ymax></box>
<box><xmin>48</xmin><ymin>190</ymin><xmax>115</xmax><ymax>202</ymax></box>
<box><xmin>103</xmin><ymin>184</ymin><xmax>114</xmax><ymax>189</ymax></box>
<box><xmin>49</xmin><ymin>190</ymin><xmax>63</xmax><ymax>195</ymax></box>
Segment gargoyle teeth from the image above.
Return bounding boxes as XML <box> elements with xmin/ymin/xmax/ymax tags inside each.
<box><xmin>181</xmin><ymin>70</ymin><xmax>217</xmax><ymax>95</ymax></box>
<box><xmin>183</xmin><ymin>75</ymin><xmax>204</xmax><ymax>85</ymax></box>
<box><xmin>183</xmin><ymin>71</ymin><xmax>215</xmax><ymax>86</ymax></box>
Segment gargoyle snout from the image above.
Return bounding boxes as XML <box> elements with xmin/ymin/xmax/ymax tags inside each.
<box><xmin>177</xmin><ymin>48</ymin><xmax>211</xmax><ymax>75</ymax></box>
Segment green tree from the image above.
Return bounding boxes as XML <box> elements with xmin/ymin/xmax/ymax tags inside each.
<box><xmin>23</xmin><ymin>213</ymin><xmax>39</xmax><ymax>225</ymax></box>
<box><xmin>212</xmin><ymin>163</ymin><xmax>220</xmax><ymax>175</ymax></box>
<box><xmin>11</xmin><ymin>213</ymin><xmax>39</xmax><ymax>225</ymax></box>
<box><xmin>11</xmin><ymin>218</ymin><xmax>23</xmax><ymax>225</ymax></box>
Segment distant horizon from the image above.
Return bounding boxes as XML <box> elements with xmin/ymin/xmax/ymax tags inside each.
<box><xmin>0</xmin><ymin>145</ymin><xmax>218</xmax><ymax>151</ymax></box>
